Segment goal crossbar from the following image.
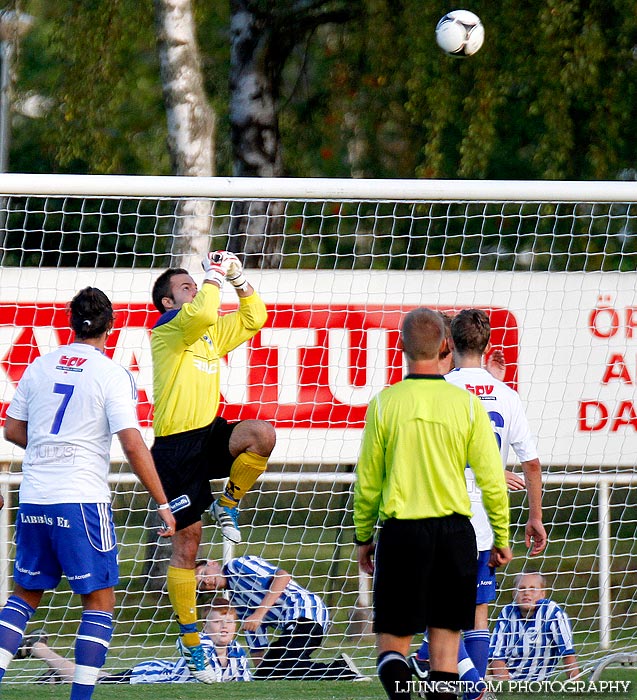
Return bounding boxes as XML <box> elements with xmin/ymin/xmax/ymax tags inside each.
<box><xmin>2</xmin><ymin>174</ymin><xmax>637</xmax><ymax>201</ymax></box>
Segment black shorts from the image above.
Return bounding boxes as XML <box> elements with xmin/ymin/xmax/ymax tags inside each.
<box><xmin>151</xmin><ymin>417</ymin><xmax>237</xmax><ymax>530</ymax></box>
<box><xmin>373</xmin><ymin>514</ymin><xmax>478</xmax><ymax>636</ymax></box>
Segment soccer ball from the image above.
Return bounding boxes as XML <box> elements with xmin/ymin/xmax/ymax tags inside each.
<box><xmin>435</xmin><ymin>10</ymin><xmax>484</xmax><ymax>57</ymax></box>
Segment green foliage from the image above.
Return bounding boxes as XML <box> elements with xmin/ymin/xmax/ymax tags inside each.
<box><xmin>402</xmin><ymin>1</ymin><xmax>637</xmax><ymax>179</ymax></box>
<box><xmin>194</xmin><ymin>0</ymin><xmax>232</xmax><ymax>174</ymax></box>
<box><xmin>14</xmin><ymin>0</ymin><xmax>637</xmax><ymax>181</ymax></box>
<box><xmin>282</xmin><ymin>0</ymin><xmax>637</xmax><ymax>180</ymax></box>
<box><xmin>18</xmin><ymin>0</ymin><xmax>169</xmax><ymax>174</ymax></box>
<box><xmin>1</xmin><ymin>195</ymin><xmax>174</xmax><ymax>267</ymax></box>
<box><xmin>4</xmin><ymin>190</ymin><xmax>637</xmax><ymax>272</ymax></box>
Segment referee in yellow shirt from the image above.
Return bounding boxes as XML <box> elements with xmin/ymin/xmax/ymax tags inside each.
<box><xmin>150</xmin><ymin>251</ymin><xmax>276</xmax><ymax>683</ymax></box>
<box><xmin>354</xmin><ymin>308</ymin><xmax>512</xmax><ymax>700</ymax></box>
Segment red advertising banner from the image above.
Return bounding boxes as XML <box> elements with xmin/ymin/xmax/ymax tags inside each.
<box><xmin>0</xmin><ymin>303</ymin><xmax>518</xmax><ymax>429</ymax></box>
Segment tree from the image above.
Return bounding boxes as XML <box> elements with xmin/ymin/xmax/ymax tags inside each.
<box><xmin>227</xmin><ymin>0</ymin><xmax>360</xmax><ymax>268</ymax></box>
<box><xmin>154</xmin><ymin>0</ymin><xmax>216</xmax><ymax>268</ymax></box>
<box><xmin>381</xmin><ymin>1</ymin><xmax>637</xmax><ymax>180</ymax></box>
<box><xmin>16</xmin><ymin>1</ymin><xmax>637</xmax><ymax>184</ymax></box>
<box><xmin>34</xmin><ymin>0</ymin><xmax>168</xmax><ymax>175</ymax></box>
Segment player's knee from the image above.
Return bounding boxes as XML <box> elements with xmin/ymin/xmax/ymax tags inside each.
<box><xmin>254</xmin><ymin>420</ymin><xmax>276</xmax><ymax>456</ymax></box>
<box><xmin>231</xmin><ymin>419</ymin><xmax>276</xmax><ymax>457</ymax></box>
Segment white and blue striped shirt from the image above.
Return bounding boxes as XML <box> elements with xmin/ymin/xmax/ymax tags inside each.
<box><xmin>489</xmin><ymin>599</ymin><xmax>576</xmax><ymax>681</ymax></box>
<box><xmin>223</xmin><ymin>555</ymin><xmax>330</xmax><ymax>650</ymax></box>
<box><xmin>129</xmin><ymin>635</ymin><xmax>250</xmax><ymax>683</ymax></box>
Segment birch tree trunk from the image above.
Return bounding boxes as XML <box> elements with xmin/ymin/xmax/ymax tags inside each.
<box><xmin>154</xmin><ymin>0</ymin><xmax>216</xmax><ymax>270</ymax></box>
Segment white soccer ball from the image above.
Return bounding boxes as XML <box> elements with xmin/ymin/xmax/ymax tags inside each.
<box><xmin>435</xmin><ymin>10</ymin><xmax>484</xmax><ymax>57</ymax></box>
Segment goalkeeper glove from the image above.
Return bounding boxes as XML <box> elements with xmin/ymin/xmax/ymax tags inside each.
<box><xmin>202</xmin><ymin>250</ymin><xmax>233</xmax><ymax>287</ymax></box>
<box><xmin>226</xmin><ymin>253</ymin><xmax>249</xmax><ymax>292</ymax></box>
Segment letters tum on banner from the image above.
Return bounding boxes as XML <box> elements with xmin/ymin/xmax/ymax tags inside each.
<box><xmin>0</xmin><ymin>303</ymin><xmax>518</xmax><ymax>429</ymax></box>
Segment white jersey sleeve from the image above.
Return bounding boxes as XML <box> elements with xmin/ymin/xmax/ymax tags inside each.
<box><xmin>445</xmin><ymin>367</ymin><xmax>538</xmax><ymax>550</ymax></box>
<box><xmin>6</xmin><ymin>343</ymin><xmax>140</xmax><ymax>504</ymax></box>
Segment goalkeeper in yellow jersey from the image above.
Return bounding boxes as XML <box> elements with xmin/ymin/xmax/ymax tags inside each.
<box><xmin>150</xmin><ymin>250</ymin><xmax>275</xmax><ymax>683</ymax></box>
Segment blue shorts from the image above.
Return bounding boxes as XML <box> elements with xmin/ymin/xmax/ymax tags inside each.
<box><xmin>475</xmin><ymin>549</ymin><xmax>497</xmax><ymax>604</ymax></box>
<box><xmin>14</xmin><ymin>503</ymin><xmax>119</xmax><ymax>595</ymax></box>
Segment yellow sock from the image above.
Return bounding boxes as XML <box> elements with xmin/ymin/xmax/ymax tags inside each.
<box><xmin>167</xmin><ymin>565</ymin><xmax>200</xmax><ymax>648</ymax></box>
<box><xmin>218</xmin><ymin>451</ymin><xmax>268</xmax><ymax>507</ymax></box>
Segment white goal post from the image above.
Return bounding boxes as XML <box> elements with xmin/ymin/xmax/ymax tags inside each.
<box><xmin>0</xmin><ymin>174</ymin><xmax>636</xmax><ymax>682</ymax></box>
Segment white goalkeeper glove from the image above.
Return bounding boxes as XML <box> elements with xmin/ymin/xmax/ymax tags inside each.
<box><xmin>202</xmin><ymin>250</ymin><xmax>233</xmax><ymax>287</ymax></box>
<box><xmin>226</xmin><ymin>253</ymin><xmax>249</xmax><ymax>292</ymax></box>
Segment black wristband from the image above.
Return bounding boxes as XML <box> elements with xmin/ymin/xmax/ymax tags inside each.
<box><xmin>354</xmin><ymin>535</ymin><xmax>374</xmax><ymax>546</ymax></box>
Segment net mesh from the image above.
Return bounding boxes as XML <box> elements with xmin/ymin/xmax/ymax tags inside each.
<box><xmin>0</xmin><ymin>181</ymin><xmax>636</xmax><ymax>681</ymax></box>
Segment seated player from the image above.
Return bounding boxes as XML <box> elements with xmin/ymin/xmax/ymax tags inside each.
<box><xmin>15</xmin><ymin>597</ymin><xmax>250</xmax><ymax>684</ymax></box>
<box><xmin>196</xmin><ymin>556</ymin><xmax>369</xmax><ymax>680</ymax></box>
<box><xmin>489</xmin><ymin>571</ymin><xmax>580</xmax><ymax>681</ymax></box>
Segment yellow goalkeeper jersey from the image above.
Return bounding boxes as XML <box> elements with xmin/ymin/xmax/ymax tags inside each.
<box><xmin>354</xmin><ymin>375</ymin><xmax>510</xmax><ymax>548</ymax></box>
<box><xmin>151</xmin><ymin>283</ymin><xmax>267</xmax><ymax>437</ymax></box>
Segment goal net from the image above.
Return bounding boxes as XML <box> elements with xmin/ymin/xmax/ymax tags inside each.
<box><xmin>0</xmin><ymin>175</ymin><xmax>636</xmax><ymax>682</ymax></box>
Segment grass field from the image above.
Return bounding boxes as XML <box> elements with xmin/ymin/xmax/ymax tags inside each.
<box><xmin>0</xmin><ymin>668</ymin><xmax>635</xmax><ymax>700</ymax></box>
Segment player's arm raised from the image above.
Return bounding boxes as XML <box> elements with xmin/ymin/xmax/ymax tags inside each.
<box><xmin>202</xmin><ymin>250</ymin><xmax>253</xmax><ymax>297</ymax></box>
<box><xmin>225</xmin><ymin>252</ymin><xmax>254</xmax><ymax>298</ymax></box>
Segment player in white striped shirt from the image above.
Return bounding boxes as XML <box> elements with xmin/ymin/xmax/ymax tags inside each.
<box><xmin>196</xmin><ymin>555</ymin><xmax>367</xmax><ymax>680</ymax></box>
<box><xmin>16</xmin><ymin>597</ymin><xmax>250</xmax><ymax>684</ymax></box>
<box><xmin>489</xmin><ymin>572</ymin><xmax>580</xmax><ymax>681</ymax></box>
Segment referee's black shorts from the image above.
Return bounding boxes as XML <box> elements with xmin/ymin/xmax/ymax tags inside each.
<box><xmin>373</xmin><ymin>514</ymin><xmax>478</xmax><ymax>636</ymax></box>
<box><xmin>151</xmin><ymin>416</ymin><xmax>237</xmax><ymax>530</ymax></box>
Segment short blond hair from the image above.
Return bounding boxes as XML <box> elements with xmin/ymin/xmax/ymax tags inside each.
<box><xmin>401</xmin><ymin>308</ymin><xmax>445</xmax><ymax>361</ymax></box>
<box><xmin>515</xmin><ymin>571</ymin><xmax>546</xmax><ymax>589</ymax></box>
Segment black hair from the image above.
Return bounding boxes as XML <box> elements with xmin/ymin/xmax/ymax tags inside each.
<box><xmin>69</xmin><ymin>287</ymin><xmax>114</xmax><ymax>340</ymax></box>
<box><xmin>152</xmin><ymin>268</ymin><xmax>189</xmax><ymax>312</ymax></box>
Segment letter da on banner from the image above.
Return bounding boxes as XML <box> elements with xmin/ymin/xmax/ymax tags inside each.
<box><xmin>581</xmin><ymin>294</ymin><xmax>637</xmax><ymax>437</ymax></box>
